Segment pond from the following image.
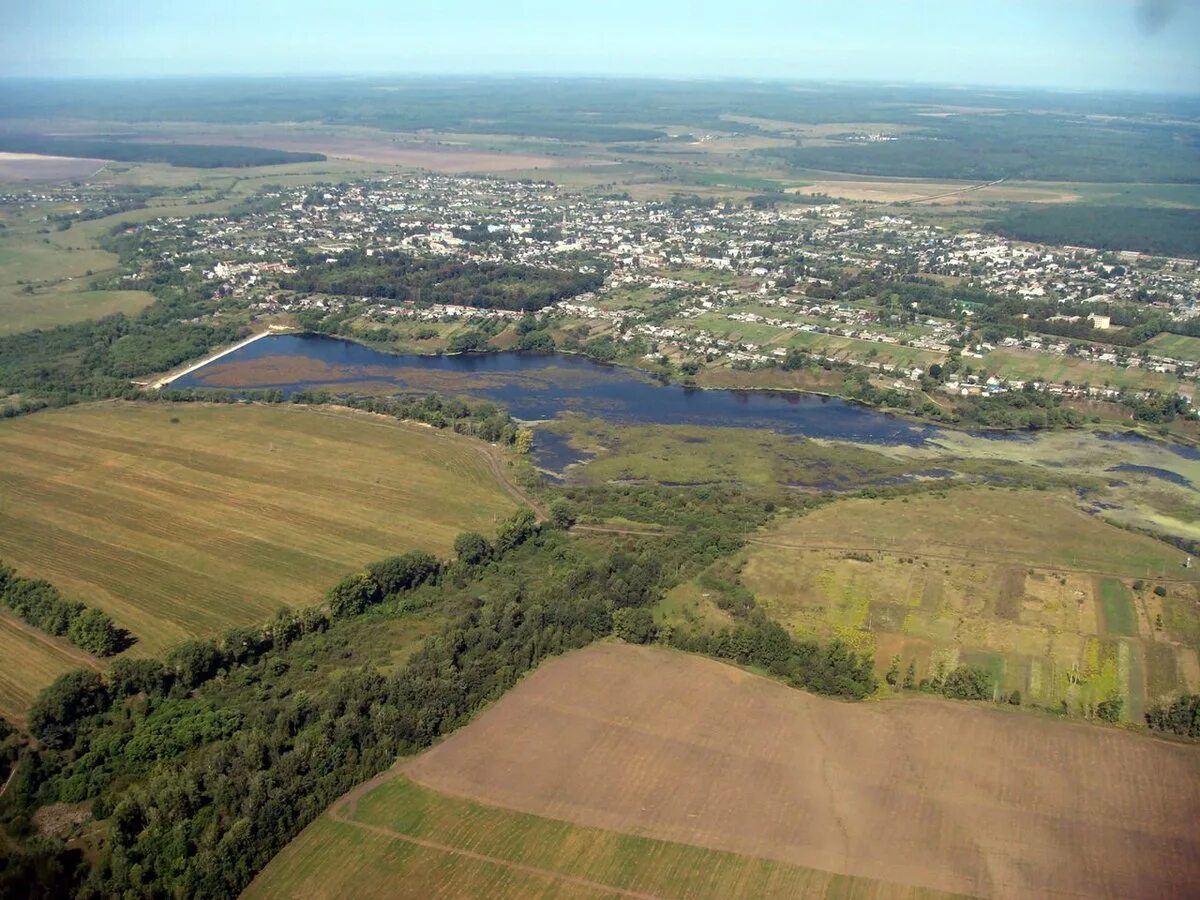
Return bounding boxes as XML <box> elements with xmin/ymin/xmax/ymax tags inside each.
<box><xmin>174</xmin><ymin>333</ymin><xmax>940</xmax><ymax>469</ymax></box>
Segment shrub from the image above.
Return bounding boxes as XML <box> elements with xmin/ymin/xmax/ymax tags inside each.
<box><xmin>28</xmin><ymin>670</ymin><xmax>110</xmax><ymax>749</ymax></box>
<box><xmin>612</xmin><ymin>607</ymin><xmax>657</xmax><ymax>644</ymax></box>
<box><xmin>941</xmin><ymin>665</ymin><xmax>993</xmax><ymax>701</ymax></box>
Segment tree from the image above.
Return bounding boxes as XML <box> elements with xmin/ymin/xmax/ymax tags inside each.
<box><xmin>1096</xmin><ymin>695</ymin><xmax>1123</xmax><ymax>723</ymax></box>
<box><xmin>513</xmin><ymin>428</ymin><xmax>534</xmax><ymax>454</ymax></box>
<box><xmin>366</xmin><ymin>552</ymin><xmax>439</xmax><ymax>596</ymax></box>
<box><xmin>548</xmin><ymin>499</ymin><xmax>576</xmax><ymax>530</ymax></box>
<box><xmin>28</xmin><ymin>670</ymin><xmax>110</xmax><ymax>749</ymax></box>
<box><xmin>495</xmin><ymin>508</ymin><xmax>538</xmax><ymax>554</ymax></box>
<box><xmin>66</xmin><ymin>608</ymin><xmax>122</xmax><ymax>657</ymax></box>
<box><xmin>166</xmin><ymin>639</ymin><xmax>225</xmax><ymax>689</ymax></box>
<box><xmin>941</xmin><ymin>665</ymin><xmax>993</xmax><ymax>701</ymax></box>
<box><xmin>902</xmin><ymin>659</ymin><xmax>916</xmax><ymax>690</ymax></box>
<box><xmin>327</xmin><ymin>573</ymin><xmax>382</xmax><ymax>618</ymax></box>
<box><xmin>612</xmin><ymin>607</ymin><xmax>657</xmax><ymax>644</ymax></box>
<box><xmin>454</xmin><ymin>532</ymin><xmax>492</xmax><ymax>567</ymax></box>
<box><xmin>885</xmin><ymin>655</ymin><xmax>901</xmax><ymax>687</ymax></box>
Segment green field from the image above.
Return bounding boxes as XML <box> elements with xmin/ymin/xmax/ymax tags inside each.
<box><xmin>0</xmin><ymin>402</ymin><xmax>518</xmax><ymax>712</ymax></box>
<box><xmin>705</xmin><ymin>488</ymin><xmax>1200</xmax><ymax>718</ymax></box>
<box><xmin>984</xmin><ymin>348</ymin><xmax>1181</xmax><ymax>393</ymax></box>
<box><xmin>543</xmin><ymin>416</ymin><xmax>919</xmax><ymax>488</ymax></box>
<box><xmin>1099</xmin><ymin>578</ymin><xmax>1137</xmax><ymax>636</ymax></box>
<box><xmin>247</xmin><ymin>775</ymin><xmax>961</xmax><ymax>900</ymax></box>
<box><xmin>1144</xmin><ymin>332</ymin><xmax>1200</xmax><ymax>363</ymax></box>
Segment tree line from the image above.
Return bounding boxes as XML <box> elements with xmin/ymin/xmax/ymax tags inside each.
<box><xmin>0</xmin><ymin>563</ymin><xmax>130</xmax><ymax>657</ymax></box>
<box><xmin>283</xmin><ymin>249</ymin><xmax>604</xmax><ymax>313</ymax></box>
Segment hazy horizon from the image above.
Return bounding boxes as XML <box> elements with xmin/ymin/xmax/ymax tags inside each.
<box><xmin>2</xmin><ymin>0</ymin><xmax>1198</xmax><ymax>94</ymax></box>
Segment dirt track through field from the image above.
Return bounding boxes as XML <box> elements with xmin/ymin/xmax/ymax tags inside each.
<box><xmin>405</xmin><ymin>643</ymin><xmax>1200</xmax><ymax>899</ymax></box>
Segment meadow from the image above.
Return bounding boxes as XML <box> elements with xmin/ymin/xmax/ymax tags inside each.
<box><xmin>1144</xmin><ymin>331</ymin><xmax>1200</xmax><ymax>362</ymax></box>
<box><xmin>250</xmin><ymin>644</ymin><xmax>1200</xmax><ymax>899</ymax></box>
<box><xmin>724</xmin><ymin>488</ymin><xmax>1200</xmax><ymax>720</ymax></box>
<box><xmin>0</xmin><ymin>402</ymin><xmax>517</xmax><ymax>711</ymax></box>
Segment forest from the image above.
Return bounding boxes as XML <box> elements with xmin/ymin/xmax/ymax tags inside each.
<box><xmin>763</xmin><ymin>114</ymin><xmax>1200</xmax><ymax>183</ymax></box>
<box><xmin>987</xmin><ymin>205</ymin><xmax>1200</xmax><ymax>259</ymax></box>
<box><xmin>0</xmin><ymin>134</ymin><xmax>325</xmax><ymax>168</ymax></box>
<box><xmin>283</xmin><ymin>249</ymin><xmax>604</xmax><ymax>312</ymax></box>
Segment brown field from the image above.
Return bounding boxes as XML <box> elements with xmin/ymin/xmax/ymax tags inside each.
<box><xmin>114</xmin><ymin>123</ymin><xmax>589</xmax><ymax>172</ymax></box>
<box><xmin>402</xmin><ymin>642</ymin><xmax>1200</xmax><ymax>899</ymax></box>
<box><xmin>0</xmin><ymin>152</ymin><xmax>106</xmax><ymax>182</ymax></box>
<box><xmin>789</xmin><ymin>179</ymin><xmax>1079</xmax><ymax>204</ymax></box>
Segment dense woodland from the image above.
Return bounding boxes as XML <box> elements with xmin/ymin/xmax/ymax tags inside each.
<box><xmin>764</xmin><ymin>115</ymin><xmax>1200</xmax><ymax>183</ymax></box>
<box><xmin>283</xmin><ymin>249</ymin><xmax>604</xmax><ymax>312</ymax></box>
<box><xmin>0</xmin><ymin>134</ymin><xmax>324</xmax><ymax>168</ymax></box>
<box><xmin>988</xmin><ymin>205</ymin><xmax>1200</xmax><ymax>259</ymax></box>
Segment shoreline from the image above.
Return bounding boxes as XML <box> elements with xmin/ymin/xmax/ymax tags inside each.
<box><xmin>145</xmin><ymin>326</ymin><xmax>297</xmax><ymax>390</ymax></box>
<box><xmin>147</xmin><ymin>328</ymin><xmax>1199</xmax><ymax>450</ymax></box>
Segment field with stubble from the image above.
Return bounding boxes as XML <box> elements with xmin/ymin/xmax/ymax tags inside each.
<box><xmin>0</xmin><ymin>402</ymin><xmax>518</xmax><ymax>712</ymax></box>
<box><xmin>251</xmin><ymin>642</ymin><xmax>1200</xmax><ymax>899</ymax></box>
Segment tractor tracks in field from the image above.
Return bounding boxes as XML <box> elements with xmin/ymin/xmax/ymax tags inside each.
<box><xmin>327</xmin><ymin>769</ymin><xmax>665</xmax><ymax>900</ymax></box>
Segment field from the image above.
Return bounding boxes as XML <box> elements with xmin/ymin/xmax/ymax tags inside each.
<box><xmin>983</xmin><ymin>347</ymin><xmax>1182</xmax><ymax>394</ymax></box>
<box><xmin>1144</xmin><ymin>332</ymin><xmax>1200</xmax><ymax>363</ymax></box>
<box><xmin>0</xmin><ymin>402</ymin><xmax>518</xmax><ymax>706</ymax></box>
<box><xmin>0</xmin><ymin>611</ymin><xmax>100</xmax><ymax>723</ymax></box>
<box><xmin>251</xmin><ymin>643</ymin><xmax>1200</xmax><ymax>899</ymax></box>
<box><xmin>729</xmin><ymin>488</ymin><xmax>1200</xmax><ymax>718</ymax></box>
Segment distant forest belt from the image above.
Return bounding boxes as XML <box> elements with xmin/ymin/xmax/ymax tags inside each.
<box><xmin>0</xmin><ymin>134</ymin><xmax>325</xmax><ymax>168</ymax></box>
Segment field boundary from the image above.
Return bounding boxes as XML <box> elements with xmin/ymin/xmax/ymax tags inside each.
<box><xmin>744</xmin><ymin>537</ymin><xmax>1200</xmax><ymax>583</ymax></box>
<box><xmin>326</xmin><ymin>794</ymin><xmax>665</xmax><ymax>900</ymax></box>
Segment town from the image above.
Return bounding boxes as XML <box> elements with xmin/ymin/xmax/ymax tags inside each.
<box><xmin>10</xmin><ymin>173</ymin><xmax>1200</xmax><ymax>409</ymax></box>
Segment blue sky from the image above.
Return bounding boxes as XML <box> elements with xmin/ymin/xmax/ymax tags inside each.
<box><xmin>1</xmin><ymin>0</ymin><xmax>1197</xmax><ymax>93</ymax></box>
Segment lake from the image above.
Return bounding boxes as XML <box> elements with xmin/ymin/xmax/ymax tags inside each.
<box><xmin>174</xmin><ymin>333</ymin><xmax>938</xmax><ymax>468</ymax></box>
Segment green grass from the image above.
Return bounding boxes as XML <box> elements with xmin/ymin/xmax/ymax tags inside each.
<box><xmin>735</xmin><ymin>488</ymin><xmax>1200</xmax><ymax>715</ymax></box>
<box><xmin>247</xmin><ymin>775</ymin><xmax>964</xmax><ymax>900</ymax></box>
<box><xmin>1099</xmin><ymin>578</ymin><xmax>1137</xmax><ymax>636</ymax></box>
<box><xmin>545</xmin><ymin>416</ymin><xmax>915</xmax><ymax>488</ymax></box>
<box><xmin>1143</xmin><ymin>332</ymin><xmax>1200</xmax><ymax>363</ymax></box>
<box><xmin>983</xmin><ymin>348</ymin><xmax>1180</xmax><ymax>393</ymax></box>
<box><xmin>0</xmin><ymin>287</ymin><xmax>155</xmax><ymax>335</ymax></box>
<box><xmin>0</xmin><ymin>402</ymin><xmax>518</xmax><ymax>669</ymax></box>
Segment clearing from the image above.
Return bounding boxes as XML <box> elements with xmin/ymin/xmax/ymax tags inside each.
<box><xmin>251</xmin><ymin>643</ymin><xmax>1200</xmax><ymax>899</ymax></box>
<box><xmin>0</xmin><ymin>402</ymin><xmax>518</xmax><ymax>707</ymax></box>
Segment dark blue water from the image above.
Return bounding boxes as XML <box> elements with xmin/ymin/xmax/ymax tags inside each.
<box><xmin>1097</xmin><ymin>430</ymin><xmax>1200</xmax><ymax>462</ymax></box>
<box><xmin>176</xmin><ymin>334</ymin><xmax>938</xmax><ymax>450</ymax></box>
<box><xmin>1105</xmin><ymin>463</ymin><xmax>1194</xmax><ymax>488</ymax></box>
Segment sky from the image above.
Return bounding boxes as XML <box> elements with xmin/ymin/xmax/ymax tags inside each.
<box><xmin>1</xmin><ymin>0</ymin><xmax>1198</xmax><ymax>93</ymax></box>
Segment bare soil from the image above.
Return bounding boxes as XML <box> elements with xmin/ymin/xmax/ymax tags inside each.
<box><xmin>405</xmin><ymin>642</ymin><xmax>1200</xmax><ymax>899</ymax></box>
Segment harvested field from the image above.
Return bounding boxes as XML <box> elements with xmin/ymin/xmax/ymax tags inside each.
<box><xmin>0</xmin><ymin>402</ymin><xmax>518</xmax><ymax>669</ymax></box>
<box><xmin>397</xmin><ymin>643</ymin><xmax>1200</xmax><ymax>899</ymax></box>
<box><xmin>0</xmin><ymin>152</ymin><xmax>105</xmax><ymax>182</ymax></box>
<box><xmin>249</xmin><ymin>774</ymin><xmax>956</xmax><ymax>900</ymax></box>
<box><xmin>0</xmin><ymin>611</ymin><xmax>98</xmax><ymax>725</ymax></box>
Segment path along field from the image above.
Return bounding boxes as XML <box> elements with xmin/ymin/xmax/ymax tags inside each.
<box><xmin>724</xmin><ymin>488</ymin><xmax>1200</xmax><ymax>722</ymax></box>
<box><xmin>0</xmin><ymin>402</ymin><xmax>518</xmax><ymax>713</ymax></box>
<box><xmin>250</xmin><ymin>643</ymin><xmax>1200</xmax><ymax>899</ymax></box>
